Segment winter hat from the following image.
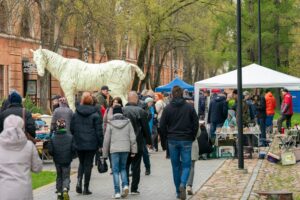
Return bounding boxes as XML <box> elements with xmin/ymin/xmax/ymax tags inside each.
<box><xmin>145</xmin><ymin>97</ymin><xmax>154</xmax><ymax>104</ymax></box>
<box><xmin>113</xmin><ymin>105</ymin><xmax>123</xmax><ymax>115</ymax></box>
<box><xmin>243</xmin><ymin>91</ymin><xmax>250</xmax><ymax>96</ymax></box>
<box><xmin>56</xmin><ymin>119</ymin><xmax>66</xmax><ymax>129</ymax></box>
<box><xmin>9</xmin><ymin>91</ymin><xmax>22</xmax><ymax>104</ymax></box>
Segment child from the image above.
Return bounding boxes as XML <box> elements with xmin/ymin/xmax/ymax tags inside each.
<box><xmin>103</xmin><ymin>105</ymin><xmax>137</xmax><ymax>199</ymax></box>
<box><xmin>48</xmin><ymin>119</ymin><xmax>76</xmax><ymax>200</ymax></box>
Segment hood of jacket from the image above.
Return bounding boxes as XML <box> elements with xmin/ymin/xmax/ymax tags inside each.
<box><xmin>0</xmin><ymin>115</ymin><xmax>27</xmax><ymax>151</ymax></box>
<box><xmin>215</xmin><ymin>95</ymin><xmax>226</xmax><ymax>102</ymax></box>
<box><xmin>266</xmin><ymin>92</ymin><xmax>273</xmax><ymax>98</ymax></box>
<box><xmin>109</xmin><ymin>114</ymin><xmax>130</xmax><ymax>129</ymax></box>
<box><xmin>76</xmin><ymin>105</ymin><xmax>97</xmax><ymax>116</ymax></box>
<box><xmin>171</xmin><ymin>97</ymin><xmax>186</xmax><ymax>107</ymax></box>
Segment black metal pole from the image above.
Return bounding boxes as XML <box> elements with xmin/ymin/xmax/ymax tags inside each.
<box><xmin>258</xmin><ymin>0</ymin><xmax>262</xmax><ymax>65</ymax></box>
<box><xmin>237</xmin><ymin>0</ymin><xmax>244</xmax><ymax>169</ymax></box>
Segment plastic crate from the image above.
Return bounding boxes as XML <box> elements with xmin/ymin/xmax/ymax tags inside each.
<box><xmin>218</xmin><ymin>146</ymin><xmax>234</xmax><ymax>158</ymax></box>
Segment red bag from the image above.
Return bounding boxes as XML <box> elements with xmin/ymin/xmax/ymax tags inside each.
<box><xmin>100</xmin><ymin>105</ymin><xmax>106</xmax><ymax>117</ymax></box>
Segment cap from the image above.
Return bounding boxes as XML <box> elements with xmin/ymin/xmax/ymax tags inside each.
<box><xmin>101</xmin><ymin>85</ymin><xmax>111</xmax><ymax>91</ymax></box>
<box><xmin>211</xmin><ymin>89</ymin><xmax>221</xmax><ymax>93</ymax></box>
<box><xmin>51</xmin><ymin>95</ymin><xmax>61</xmax><ymax>100</ymax></box>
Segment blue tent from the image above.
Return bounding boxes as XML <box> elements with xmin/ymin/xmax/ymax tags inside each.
<box><xmin>155</xmin><ymin>77</ymin><xmax>194</xmax><ymax>92</ymax></box>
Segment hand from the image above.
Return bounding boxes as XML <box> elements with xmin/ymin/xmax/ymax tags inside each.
<box><xmin>131</xmin><ymin>153</ymin><xmax>136</xmax><ymax>157</ymax></box>
<box><xmin>98</xmin><ymin>148</ymin><xmax>102</xmax><ymax>152</ymax></box>
<box><xmin>147</xmin><ymin>145</ymin><xmax>152</xmax><ymax>149</ymax></box>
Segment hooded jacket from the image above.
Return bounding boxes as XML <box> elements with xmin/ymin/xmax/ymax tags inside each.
<box><xmin>265</xmin><ymin>92</ymin><xmax>276</xmax><ymax>115</ymax></box>
<box><xmin>208</xmin><ymin>95</ymin><xmax>228</xmax><ymax>124</ymax></box>
<box><xmin>102</xmin><ymin>114</ymin><xmax>137</xmax><ymax>158</ymax></box>
<box><xmin>70</xmin><ymin>104</ymin><xmax>103</xmax><ymax>151</ymax></box>
<box><xmin>160</xmin><ymin>97</ymin><xmax>199</xmax><ymax>141</ymax></box>
<box><xmin>50</xmin><ymin>104</ymin><xmax>73</xmax><ymax>134</ymax></box>
<box><xmin>0</xmin><ymin>115</ymin><xmax>42</xmax><ymax>200</ymax></box>
<box><xmin>281</xmin><ymin>92</ymin><xmax>293</xmax><ymax>115</ymax></box>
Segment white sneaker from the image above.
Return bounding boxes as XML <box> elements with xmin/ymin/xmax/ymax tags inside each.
<box><xmin>113</xmin><ymin>193</ymin><xmax>121</xmax><ymax>199</ymax></box>
<box><xmin>186</xmin><ymin>186</ymin><xmax>193</xmax><ymax>195</ymax></box>
<box><xmin>121</xmin><ymin>186</ymin><xmax>129</xmax><ymax>198</ymax></box>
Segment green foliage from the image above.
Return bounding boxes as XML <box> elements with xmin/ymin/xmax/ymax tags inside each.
<box><xmin>32</xmin><ymin>171</ymin><xmax>56</xmax><ymax>189</ymax></box>
<box><xmin>23</xmin><ymin>95</ymin><xmax>43</xmax><ymax>114</ymax></box>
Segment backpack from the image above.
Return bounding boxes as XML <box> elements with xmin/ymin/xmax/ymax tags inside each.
<box><xmin>197</xmin><ymin>126</ymin><xmax>213</xmax><ymax>155</ymax></box>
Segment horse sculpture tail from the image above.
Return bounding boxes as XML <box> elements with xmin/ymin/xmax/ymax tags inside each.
<box><xmin>130</xmin><ymin>64</ymin><xmax>146</xmax><ymax>80</ymax></box>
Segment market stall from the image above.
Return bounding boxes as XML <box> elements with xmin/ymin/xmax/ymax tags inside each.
<box><xmin>155</xmin><ymin>77</ymin><xmax>194</xmax><ymax>92</ymax></box>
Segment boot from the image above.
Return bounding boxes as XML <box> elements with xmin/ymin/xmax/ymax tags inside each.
<box><xmin>76</xmin><ymin>177</ymin><xmax>82</xmax><ymax>194</ymax></box>
<box><xmin>83</xmin><ymin>183</ymin><xmax>92</xmax><ymax>195</ymax></box>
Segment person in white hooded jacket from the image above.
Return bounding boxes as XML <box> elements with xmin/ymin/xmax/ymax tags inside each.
<box><xmin>103</xmin><ymin>105</ymin><xmax>137</xmax><ymax>199</ymax></box>
<box><xmin>0</xmin><ymin>114</ymin><xmax>43</xmax><ymax>200</ymax></box>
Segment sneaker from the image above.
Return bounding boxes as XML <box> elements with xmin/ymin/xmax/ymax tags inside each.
<box><xmin>145</xmin><ymin>169</ymin><xmax>151</xmax><ymax>175</ymax></box>
<box><xmin>122</xmin><ymin>186</ymin><xmax>129</xmax><ymax>198</ymax></box>
<box><xmin>57</xmin><ymin>193</ymin><xmax>63</xmax><ymax>200</ymax></box>
<box><xmin>179</xmin><ymin>185</ymin><xmax>186</xmax><ymax>200</ymax></box>
<box><xmin>131</xmin><ymin>190</ymin><xmax>140</xmax><ymax>195</ymax></box>
<box><xmin>113</xmin><ymin>193</ymin><xmax>121</xmax><ymax>199</ymax></box>
<box><xmin>63</xmin><ymin>188</ymin><xmax>70</xmax><ymax>200</ymax></box>
<box><xmin>186</xmin><ymin>186</ymin><xmax>193</xmax><ymax>195</ymax></box>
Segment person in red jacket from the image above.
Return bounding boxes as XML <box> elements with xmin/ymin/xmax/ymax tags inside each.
<box><xmin>278</xmin><ymin>88</ymin><xmax>293</xmax><ymax>133</ymax></box>
<box><xmin>265</xmin><ymin>90</ymin><xmax>276</xmax><ymax>133</ymax></box>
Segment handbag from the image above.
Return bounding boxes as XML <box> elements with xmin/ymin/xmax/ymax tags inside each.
<box><xmin>198</xmin><ymin>126</ymin><xmax>213</xmax><ymax>154</ymax></box>
<box><xmin>97</xmin><ymin>155</ymin><xmax>108</xmax><ymax>173</ymax></box>
<box><xmin>22</xmin><ymin>108</ymin><xmax>37</xmax><ymax>144</ymax></box>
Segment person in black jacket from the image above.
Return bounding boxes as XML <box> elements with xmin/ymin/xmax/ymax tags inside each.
<box><xmin>207</xmin><ymin>93</ymin><xmax>228</xmax><ymax>139</ymax></box>
<box><xmin>48</xmin><ymin>119</ymin><xmax>76</xmax><ymax>200</ymax></box>
<box><xmin>70</xmin><ymin>92</ymin><xmax>103</xmax><ymax>195</ymax></box>
<box><xmin>253</xmin><ymin>94</ymin><xmax>267</xmax><ymax>146</ymax></box>
<box><xmin>123</xmin><ymin>91</ymin><xmax>152</xmax><ymax>195</ymax></box>
<box><xmin>0</xmin><ymin>91</ymin><xmax>36</xmax><ymax>138</ymax></box>
<box><xmin>160</xmin><ymin>86</ymin><xmax>199</xmax><ymax>200</ymax></box>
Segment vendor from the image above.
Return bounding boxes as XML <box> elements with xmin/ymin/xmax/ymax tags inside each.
<box><xmin>223</xmin><ymin>110</ymin><xmax>237</xmax><ymax>129</ymax></box>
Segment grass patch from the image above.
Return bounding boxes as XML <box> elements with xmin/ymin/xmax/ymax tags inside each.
<box><xmin>32</xmin><ymin>171</ymin><xmax>56</xmax><ymax>189</ymax></box>
<box><xmin>274</xmin><ymin>110</ymin><xmax>300</xmax><ymax>126</ymax></box>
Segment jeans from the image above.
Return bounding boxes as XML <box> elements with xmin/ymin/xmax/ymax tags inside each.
<box><xmin>168</xmin><ymin>140</ymin><xmax>192</xmax><ymax>195</ymax></box>
<box><xmin>55</xmin><ymin>163</ymin><xmax>71</xmax><ymax>192</ymax></box>
<box><xmin>258</xmin><ymin>118</ymin><xmax>266</xmax><ymax>146</ymax></box>
<box><xmin>278</xmin><ymin>114</ymin><xmax>293</xmax><ymax>133</ymax></box>
<box><xmin>142</xmin><ymin>144</ymin><xmax>151</xmax><ymax>170</ymax></box>
<box><xmin>111</xmin><ymin>152</ymin><xmax>129</xmax><ymax>194</ymax></box>
<box><xmin>187</xmin><ymin>161</ymin><xmax>195</xmax><ymax>187</ymax></box>
<box><xmin>77</xmin><ymin>150</ymin><xmax>96</xmax><ymax>186</ymax></box>
<box><xmin>126</xmin><ymin>151</ymin><xmax>142</xmax><ymax>192</ymax></box>
<box><xmin>266</xmin><ymin>115</ymin><xmax>274</xmax><ymax>127</ymax></box>
<box><xmin>209</xmin><ymin>123</ymin><xmax>223</xmax><ymax>138</ymax></box>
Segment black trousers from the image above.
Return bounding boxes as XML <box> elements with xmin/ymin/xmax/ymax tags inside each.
<box><xmin>77</xmin><ymin>150</ymin><xmax>96</xmax><ymax>186</ymax></box>
<box><xmin>278</xmin><ymin>114</ymin><xmax>293</xmax><ymax>133</ymax></box>
<box><xmin>158</xmin><ymin>127</ymin><xmax>167</xmax><ymax>151</ymax></box>
<box><xmin>126</xmin><ymin>151</ymin><xmax>142</xmax><ymax>192</ymax></box>
<box><xmin>55</xmin><ymin>163</ymin><xmax>71</xmax><ymax>193</ymax></box>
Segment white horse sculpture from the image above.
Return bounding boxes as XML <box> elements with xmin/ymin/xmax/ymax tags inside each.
<box><xmin>31</xmin><ymin>47</ymin><xmax>145</xmax><ymax>111</ymax></box>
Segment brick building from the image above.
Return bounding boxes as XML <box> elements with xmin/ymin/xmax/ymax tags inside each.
<box><xmin>0</xmin><ymin>1</ymin><xmax>183</xmax><ymax>104</ymax></box>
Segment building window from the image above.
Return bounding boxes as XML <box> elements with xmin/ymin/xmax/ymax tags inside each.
<box><xmin>0</xmin><ymin>1</ymin><xmax>8</xmax><ymax>33</ymax></box>
<box><xmin>0</xmin><ymin>65</ymin><xmax>4</xmax><ymax>99</ymax></box>
<box><xmin>20</xmin><ymin>7</ymin><xmax>31</xmax><ymax>38</ymax></box>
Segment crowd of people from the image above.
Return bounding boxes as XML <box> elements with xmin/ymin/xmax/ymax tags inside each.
<box><xmin>0</xmin><ymin>85</ymin><xmax>201</xmax><ymax>200</ymax></box>
<box><xmin>0</xmin><ymin>85</ymin><xmax>294</xmax><ymax>200</ymax></box>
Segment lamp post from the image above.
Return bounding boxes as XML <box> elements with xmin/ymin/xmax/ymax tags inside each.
<box><xmin>237</xmin><ymin>0</ymin><xmax>244</xmax><ymax>169</ymax></box>
<box><xmin>258</xmin><ymin>0</ymin><xmax>262</xmax><ymax>65</ymax></box>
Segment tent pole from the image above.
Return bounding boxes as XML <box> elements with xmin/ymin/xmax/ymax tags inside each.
<box><xmin>237</xmin><ymin>0</ymin><xmax>244</xmax><ymax>169</ymax></box>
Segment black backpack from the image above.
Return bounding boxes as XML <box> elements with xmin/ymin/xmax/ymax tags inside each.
<box><xmin>197</xmin><ymin>126</ymin><xmax>213</xmax><ymax>155</ymax></box>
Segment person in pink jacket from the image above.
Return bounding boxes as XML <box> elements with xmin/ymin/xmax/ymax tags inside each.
<box><xmin>0</xmin><ymin>115</ymin><xmax>43</xmax><ymax>200</ymax></box>
<box><xmin>278</xmin><ymin>89</ymin><xmax>293</xmax><ymax>133</ymax></box>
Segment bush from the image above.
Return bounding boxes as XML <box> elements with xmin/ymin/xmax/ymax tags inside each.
<box><xmin>23</xmin><ymin>95</ymin><xmax>43</xmax><ymax>114</ymax></box>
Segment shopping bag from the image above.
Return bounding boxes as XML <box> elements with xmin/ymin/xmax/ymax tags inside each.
<box><xmin>281</xmin><ymin>151</ymin><xmax>296</xmax><ymax>166</ymax></box>
<box><xmin>97</xmin><ymin>156</ymin><xmax>108</xmax><ymax>173</ymax></box>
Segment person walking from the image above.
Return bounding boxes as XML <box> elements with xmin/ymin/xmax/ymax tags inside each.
<box><xmin>154</xmin><ymin>93</ymin><xmax>166</xmax><ymax>151</ymax></box>
<box><xmin>123</xmin><ymin>91</ymin><xmax>152</xmax><ymax>195</ymax></box>
<box><xmin>0</xmin><ymin>115</ymin><xmax>42</xmax><ymax>200</ymax></box>
<box><xmin>48</xmin><ymin>119</ymin><xmax>76</xmax><ymax>200</ymax></box>
<box><xmin>103</xmin><ymin>105</ymin><xmax>137</xmax><ymax>199</ymax></box>
<box><xmin>103</xmin><ymin>97</ymin><xmax>123</xmax><ymax>131</ymax></box>
<box><xmin>0</xmin><ymin>91</ymin><xmax>36</xmax><ymax>139</ymax></box>
<box><xmin>160</xmin><ymin>86</ymin><xmax>199</xmax><ymax>200</ymax></box>
<box><xmin>70</xmin><ymin>92</ymin><xmax>103</xmax><ymax>195</ymax></box>
<box><xmin>50</xmin><ymin>97</ymin><xmax>73</xmax><ymax>134</ymax></box>
<box><xmin>278</xmin><ymin>88</ymin><xmax>293</xmax><ymax>133</ymax></box>
<box><xmin>265</xmin><ymin>90</ymin><xmax>276</xmax><ymax>133</ymax></box>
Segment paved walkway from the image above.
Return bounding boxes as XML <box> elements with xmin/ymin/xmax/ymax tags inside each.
<box><xmin>34</xmin><ymin>151</ymin><xmax>224</xmax><ymax>200</ymax></box>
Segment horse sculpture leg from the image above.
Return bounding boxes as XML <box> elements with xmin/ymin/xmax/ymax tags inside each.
<box><xmin>62</xmin><ymin>87</ymin><xmax>76</xmax><ymax>111</ymax></box>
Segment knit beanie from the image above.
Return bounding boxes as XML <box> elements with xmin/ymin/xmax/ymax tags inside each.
<box><xmin>56</xmin><ymin>119</ymin><xmax>66</xmax><ymax>129</ymax></box>
<box><xmin>113</xmin><ymin>105</ymin><xmax>123</xmax><ymax>115</ymax></box>
<box><xmin>145</xmin><ymin>97</ymin><xmax>154</xmax><ymax>104</ymax></box>
<box><xmin>9</xmin><ymin>91</ymin><xmax>22</xmax><ymax>104</ymax></box>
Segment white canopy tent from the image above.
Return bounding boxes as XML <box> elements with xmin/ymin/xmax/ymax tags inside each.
<box><xmin>194</xmin><ymin>63</ymin><xmax>300</xmax><ymax>112</ymax></box>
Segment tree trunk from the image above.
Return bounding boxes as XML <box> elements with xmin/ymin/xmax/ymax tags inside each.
<box><xmin>131</xmin><ymin>34</ymin><xmax>150</xmax><ymax>91</ymax></box>
<box><xmin>141</xmin><ymin>44</ymin><xmax>154</xmax><ymax>90</ymax></box>
<box><xmin>183</xmin><ymin>49</ymin><xmax>193</xmax><ymax>84</ymax></box>
<box><xmin>274</xmin><ymin>0</ymin><xmax>281</xmax><ymax>110</ymax></box>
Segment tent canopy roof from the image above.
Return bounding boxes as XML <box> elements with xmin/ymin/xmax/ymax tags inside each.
<box><xmin>195</xmin><ymin>63</ymin><xmax>300</xmax><ymax>89</ymax></box>
<box><xmin>155</xmin><ymin>77</ymin><xmax>194</xmax><ymax>92</ymax></box>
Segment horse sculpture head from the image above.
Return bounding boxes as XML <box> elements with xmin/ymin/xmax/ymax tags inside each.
<box><xmin>30</xmin><ymin>47</ymin><xmax>47</xmax><ymax>77</ymax></box>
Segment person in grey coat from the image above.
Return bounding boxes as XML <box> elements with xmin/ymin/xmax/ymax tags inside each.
<box><xmin>50</xmin><ymin>97</ymin><xmax>73</xmax><ymax>134</ymax></box>
<box><xmin>103</xmin><ymin>105</ymin><xmax>137</xmax><ymax>199</ymax></box>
